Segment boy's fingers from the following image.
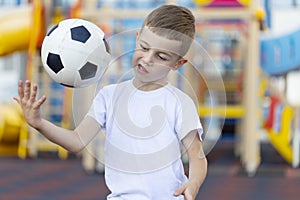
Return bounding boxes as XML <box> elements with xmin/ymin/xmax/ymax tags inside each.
<box><xmin>24</xmin><ymin>80</ymin><xmax>31</xmax><ymax>100</ymax></box>
<box><xmin>13</xmin><ymin>96</ymin><xmax>21</xmax><ymax>105</ymax></box>
<box><xmin>30</xmin><ymin>84</ymin><xmax>38</xmax><ymax>103</ymax></box>
<box><xmin>174</xmin><ymin>184</ymin><xmax>186</xmax><ymax>196</ymax></box>
<box><xmin>18</xmin><ymin>80</ymin><xmax>24</xmax><ymax>99</ymax></box>
<box><xmin>33</xmin><ymin>95</ymin><xmax>46</xmax><ymax>109</ymax></box>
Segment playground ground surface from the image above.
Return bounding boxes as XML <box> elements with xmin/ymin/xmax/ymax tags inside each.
<box><xmin>1</xmin><ymin>141</ymin><xmax>300</xmax><ymax>200</ymax></box>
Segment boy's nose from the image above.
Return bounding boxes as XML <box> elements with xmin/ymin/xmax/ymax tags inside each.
<box><xmin>142</xmin><ymin>52</ymin><xmax>153</xmax><ymax>65</ymax></box>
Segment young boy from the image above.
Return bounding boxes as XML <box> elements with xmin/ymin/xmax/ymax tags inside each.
<box><xmin>14</xmin><ymin>4</ymin><xmax>207</xmax><ymax>200</ymax></box>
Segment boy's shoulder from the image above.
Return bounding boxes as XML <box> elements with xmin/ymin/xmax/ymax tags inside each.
<box><xmin>168</xmin><ymin>84</ymin><xmax>194</xmax><ymax>102</ymax></box>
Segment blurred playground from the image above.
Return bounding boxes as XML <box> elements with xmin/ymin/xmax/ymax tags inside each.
<box><xmin>1</xmin><ymin>0</ymin><xmax>300</xmax><ymax>199</ymax></box>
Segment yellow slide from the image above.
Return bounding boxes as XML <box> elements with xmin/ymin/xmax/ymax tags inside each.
<box><xmin>266</xmin><ymin>106</ymin><xmax>294</xmax><ymax>164</ymax></box>
<box><xmin>0</xmin><ymin>6</ymin><xmax>31</xmax><ymax>56</ymax></box>
<box><xmin>0</xmin><ymin>103</ymin><xmax>28</xmax><ymax>156</ymax></box>
<box><xmin>0</xmin><ymin>6</ymin><xmax>32</xmax><ymax>156</ymax></box>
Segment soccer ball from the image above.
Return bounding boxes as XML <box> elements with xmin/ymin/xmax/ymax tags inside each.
<box><xmin>41</xmin><ymin>18</ymin><xmax>111</xmax><ymax>88</ymax></box>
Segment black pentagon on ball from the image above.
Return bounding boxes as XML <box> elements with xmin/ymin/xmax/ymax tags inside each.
<box><xmin>79</xmin><ymin>62</ymin><xmax>97</xmax><ymax>80</ymax></box>
<box><xmin>70</xmin><ymin>25</ymin><xmax>91</xmax><ymax>43</ymax></box>
<box><xmin>47</xmin><ymin>53</ymin><xmax>64</xmax><ymax>74</ymax></box>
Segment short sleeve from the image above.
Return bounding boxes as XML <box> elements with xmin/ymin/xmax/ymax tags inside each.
<box><xmin>175</xmin><ymin>93</ymin><xmax>203</xmax><ymax>141</ymax></box>
<box><xmin>87</xmin><ymin>88</ymin><xmax>107</xmax><ymax>128</ymax></box>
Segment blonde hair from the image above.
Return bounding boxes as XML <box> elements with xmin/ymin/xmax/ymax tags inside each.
<box><xmin>141</xmin><ymin>5</ymin><xmax>195</xmax><ymax>56</ymax></box>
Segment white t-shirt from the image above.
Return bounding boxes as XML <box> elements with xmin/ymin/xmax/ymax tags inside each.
<box><xmin>87</xmin><ymin>80</ymin><xmax>203</xmax><ymax>200</ymax></box>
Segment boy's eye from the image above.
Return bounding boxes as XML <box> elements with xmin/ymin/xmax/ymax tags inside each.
<box><xmin>140</xmin><ymin>44</ymin><xmax>148</xmax><ymax>51</ymax></box>
<box><xmin>158</xmin><ymin>54</ymin><xmax>168</xmax><ymax>61</ymax></box>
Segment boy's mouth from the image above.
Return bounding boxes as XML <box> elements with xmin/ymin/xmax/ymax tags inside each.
<box><xmin>137</xmin><ymin>64</ymin><xmax>148</xmax><ymax>73</ymax></box>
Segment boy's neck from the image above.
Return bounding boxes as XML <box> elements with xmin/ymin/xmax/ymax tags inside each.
<box><xmin>133</xmin><ymin>78</ymin><xmax>168</xmax><ymax>91</ymax></box>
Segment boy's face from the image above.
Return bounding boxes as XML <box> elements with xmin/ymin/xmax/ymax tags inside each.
<box><xmin>132</xmin><ymin>27</ymin><xmax>187</xmax><ymax>84</ymax></box>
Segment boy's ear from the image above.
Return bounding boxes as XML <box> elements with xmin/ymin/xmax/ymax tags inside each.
<box><xmin>136</xmin><ymin>31</ymin><xmax>140</xmax><ymax>41</ymax></box>
<box><xmin>173</xmin><ymin>58</ymin><xmax>187</xmax><ymax>70</ymax></box>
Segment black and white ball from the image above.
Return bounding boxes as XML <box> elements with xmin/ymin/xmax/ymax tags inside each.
<box><xmin>41</xmin><ymin>18</ymin><xmax>111</xmax><ymax>88</ymax></box>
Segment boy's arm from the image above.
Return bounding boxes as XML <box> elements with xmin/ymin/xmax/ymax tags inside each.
<box><xmin>14</xmin><ymin>80</ymin><xmax>100</xmax><ymax>153</ymax></box>
<box><xmin>34</xmin><ymin>116</ymin><xmax>100</xmax><ymax>153</ymax></box>
<box><xmin>174</xmin><ymin>130</ymin><xmax>207</xmax><ymax>200</ymax></box>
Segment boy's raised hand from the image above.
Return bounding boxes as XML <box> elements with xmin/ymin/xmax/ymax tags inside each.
<box><xmin>13</xmin><ymin>80</ymin><xmax>47</xmax><ymax>129</ymax></box>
